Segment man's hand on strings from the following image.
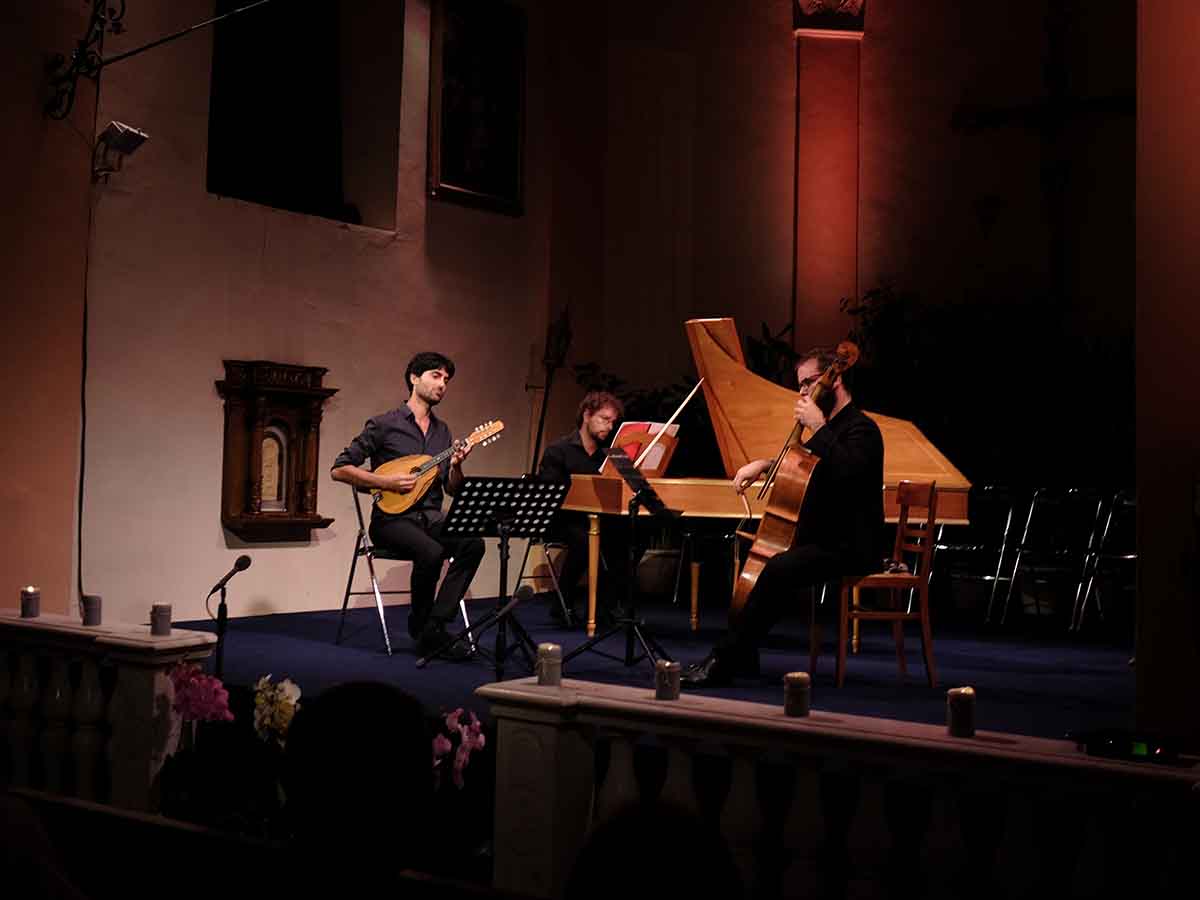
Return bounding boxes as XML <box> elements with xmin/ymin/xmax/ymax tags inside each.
<box><xmin>384</xmin><ymin>472</ymin><xmax>420</xmax><ymax>494</ymax></box>
<box><xmin>733</xmin><ymin>459</ymin><xmax>771</xmax><ymax>494</ymax></box>
<box><xmin>450</xmin><ymin>440</ymin><xmax>473</xmax><ymax>468</ymax></box>
<box><xmin>794</xmin><ymin>393</ymin><xmax>827</xmax><ymax>432</ymax></box>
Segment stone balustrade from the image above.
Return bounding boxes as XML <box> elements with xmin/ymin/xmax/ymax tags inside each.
<box><xmin>0</xmin><ymin>609</ymin><xmax>216</xmax><ymax>812</ymax></box>
<box><xmin>478</xmin><ymin>678</ymin><xmax>1199</xmax><ymax>899</ymax></box>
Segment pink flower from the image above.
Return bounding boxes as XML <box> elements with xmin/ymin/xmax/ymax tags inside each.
<box><xmin>453</xmin><ymin>743</ymin><xmax>472</xmax><ymax>788</ymax></box>
<box><xmin>432</xmin><ymin>706</ymin><xmax>486</xmax><ymax>789</ymax></box>
<box><xmin>168</xmin><ymin>663</ymin><xmax>234</xmax><ymax>723</ymax></box>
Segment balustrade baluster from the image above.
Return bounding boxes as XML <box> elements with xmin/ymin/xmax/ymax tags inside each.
<box><xmin>658</xmin><ymin>737</ymin><xmax>699</xmax><ymax>814</ymax></box>
<box><xmin>72</xmin><ymin>659</ymin><xmax>108</xmax><ymax>801</ymax></box>
<box><xmin>9</xmin><ymin>652</ymin><xmax>39</xmax><ymax>787</ymax></box>
<box><xmin>955</xmin><ymin>787</ymin><xmax>1007</xmax><ymax>898</ymax></box>
<box><xmin>777</xmin><ymin>756</ymin><xmax>826</xmax><ymax>897</ymax></box>
<box><xmin>753</xmin><ymin>759</ymin><xmax>797</xmax><ymax>899</ymax></box>
<box><xmin>819</xmin><ymin>768</ymin><xmax>862</xmax><ymax>898</ymax></box>
<box><xmin>720</xmin><ymin>748</ymin><xmax>761</xmax><ymax>891</ymax></box>
<box><xmin>0</xmin><ymin>648</ymin><xmax>10</xmax><ymax>705</ymax></box>
<box><xmin>882</xmin><ymin>777</ymin><xmax>935</xmax><ymax>899</ymax></box>
<box><xmin>593</xmin><ymin>729</ymin><xmax>640</xmax><ymax>822</ymax></box>
<box><xmin>39</xmin><ymin>655</ymin><xmax>73</xmax><ymax>792</ymax></box>
<box><xmin>1033</xmin><ymin>790</ymin><xmax>1089</xmax><ymax>896</ymax></box>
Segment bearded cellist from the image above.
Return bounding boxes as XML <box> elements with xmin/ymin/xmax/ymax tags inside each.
<box><xmin>681</xmin><ymin>346</ymin><xmax>885</xmax><ymax>688</ymax></box>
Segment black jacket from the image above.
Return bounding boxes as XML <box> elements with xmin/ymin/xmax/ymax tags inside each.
<box><xmin>795</xmin><ymin>404</ymin><xmax>884</xmax><ymax>571</ymax></box>
<box><xmin>537</xmin><ymin>430</ymin><xmax>606</xmax><ymax>484</ymax></box>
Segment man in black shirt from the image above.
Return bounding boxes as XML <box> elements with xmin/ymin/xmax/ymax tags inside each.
<box><xmin>682</xmin><ymin>347</ymin><xmax>885</xmax><ymax>688</ymax></box>
<box><xmin>537</xmin><ymin>391</ymin><xmax>630</xmax><ymax>625</ymax></box>
<box><xmin>331</xmin><ymin>351</ymin><xmax>485</xmax><ymax>658</ymax></box>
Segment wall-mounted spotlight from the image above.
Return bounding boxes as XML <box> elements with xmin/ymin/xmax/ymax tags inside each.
<box><xmin>92</xmin><ymin>120</ymin><xmax>149</xmax><ymax>182</ymax></box>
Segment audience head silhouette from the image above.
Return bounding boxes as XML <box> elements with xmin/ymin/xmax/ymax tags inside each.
<box><xmin>282</xmin><ymin>681</ymin><xmax>432</xmax><ymax>866</ymax></box>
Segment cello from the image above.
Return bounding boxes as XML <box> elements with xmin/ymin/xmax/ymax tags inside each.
<box><xmin>730</xmin><ymin>341</ymin><xmax>859</xmax><ymax>619</ymax></box>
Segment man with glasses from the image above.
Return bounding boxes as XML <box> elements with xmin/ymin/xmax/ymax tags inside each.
<box><xmin>682</xmin><ymin>346</ymin><xmax>885</xmax><ymax>688</ymax></box>
<box><xmin>537</xmin><ymin>391</ymin><xmax>631</xmax><ymax>627</ymax></box>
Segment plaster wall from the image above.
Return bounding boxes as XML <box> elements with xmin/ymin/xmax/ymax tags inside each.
<box><xmin>81</xmin><ymin>0</ymin><xmax>550</xmax><ymax>624</ymax></box>
<box><xmin>0</xmin><ymin>2</ymin><xmax>94</xmax><ymax>613</ymax></box>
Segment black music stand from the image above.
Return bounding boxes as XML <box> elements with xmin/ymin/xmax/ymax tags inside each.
<box><xmin>562</xmin><ymin>448</ymin><xmax>681</xmax><ymax>672</ymax></box>
<box><xmin>416</xmin><ymin>477</ymin><xmax>569</xmax><ymax>681</ymax></box>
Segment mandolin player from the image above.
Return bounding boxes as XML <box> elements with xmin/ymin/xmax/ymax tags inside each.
<box><xmin>331</xmin><ymin>351</ymin><xmax>484</xmax><ymax>660</ymax></box>
<box><xmin>681</xmin><ymin>346</ymin><xmax>885</xmax><ymax>688</ymax></box>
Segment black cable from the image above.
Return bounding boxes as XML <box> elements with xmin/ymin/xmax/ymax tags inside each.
<box><xmin>76</xmin><ymin>46</ymin><xmax>104</xmax><ymax>605</ymax></box>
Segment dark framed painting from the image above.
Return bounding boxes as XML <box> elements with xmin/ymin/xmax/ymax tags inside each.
<box><xmin>793</xmin><ymin>0</ymin><xmax>866</xmax><ymax>36</ymax></box>
<box><xmin>428</xmin><ymin>0</ymin><xmax>526</xmax><ymax>216</ymax></box>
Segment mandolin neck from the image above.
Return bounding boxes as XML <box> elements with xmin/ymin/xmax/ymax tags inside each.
<box><xmin>416</xmin><ymin>443</ymin><xmax>457</xmax><ymax>475</ymax></box>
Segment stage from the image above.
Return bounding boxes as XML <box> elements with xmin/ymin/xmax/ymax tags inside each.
<box><xmin>180</xmin><ymin>593</ymin><xmax>1135</xmax><ymax>741</ymax></box>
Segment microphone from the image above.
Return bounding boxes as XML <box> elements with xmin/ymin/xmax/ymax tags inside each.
<box><xmin>513</xmin><ymin>584</ymin><xmax>535</xmax><ymax>603</ymax></box>
<box><xmin>209</xmin><ymin>555</ymin><xmax>251</xmax><ymax>595</ymax></box>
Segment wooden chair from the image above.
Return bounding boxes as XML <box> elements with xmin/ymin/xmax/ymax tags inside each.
<box><xmin>833</xmin><ymin>480</ymin><xmax>938</xmax><ymax>688</ymax></box>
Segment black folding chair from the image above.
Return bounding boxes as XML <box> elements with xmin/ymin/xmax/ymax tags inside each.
<box><xmin>926</xmin><ymin>485</ymin><xmax>1020</xmax><ymax>623</ymax></box>
<box><xmin>336</xmin><ymin>486</ymin><xmax>474</xmax><ymax>655</ymax></box>
<box><xmin>1071</xmin><ymin>490</ymin><xmax>1136</xmax><ymax>632</ymax></box>
<box><xmin>992</xmin><ymin>487</ymin><xmax>1105</xmax><ymax>626</ymax></box>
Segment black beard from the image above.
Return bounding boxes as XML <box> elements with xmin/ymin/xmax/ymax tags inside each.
<box><xmin>815</xmin><ymin>388</ymin><xmax>837</xmax><ymax>419</ymax></box>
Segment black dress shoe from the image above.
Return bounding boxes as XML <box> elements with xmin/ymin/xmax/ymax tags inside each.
<box><xmin>680</xmin><ymin>652</ymin><xmax>734</xmax><ymax>689</ymax></box>
<box><xmin>416</xmin><ymin>626</ymin><xmax>473</xmax><ymax>662</ymax></box>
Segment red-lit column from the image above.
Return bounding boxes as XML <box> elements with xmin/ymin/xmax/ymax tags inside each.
<box><xmin>792</xmin><ymin>11</ymin><xmax>864</xmax><ymax>348</ymax></box>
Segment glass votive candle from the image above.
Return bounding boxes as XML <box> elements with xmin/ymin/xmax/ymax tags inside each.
<box><xmin>20</xmin><ymin>585</ymin><xmax>40</xmax><ymax>618</ymax></box>
<box><xmin>537</xmin><ymin>642</ymin><xmax>562</xmax><ymax>686</ymax></box>
<box><xmin>655</xmin><ymin>660</ymin><xmax>682</xmax><ymax>700</ymax></box>
<box><xmin>784</xmin><ymin>671</ymin><xmax>812</xmax><ymax>717</ymax></box>
<box><xmin>947</xmin><ymin>686</ymin><xmax>976</xmax><ymax>737</ymax></box>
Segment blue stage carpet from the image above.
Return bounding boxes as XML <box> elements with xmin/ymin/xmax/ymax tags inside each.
<box><xmin>179</xmin><ymin>596</ymin><xmax>1135</xmax><ymax>740</ymax></box>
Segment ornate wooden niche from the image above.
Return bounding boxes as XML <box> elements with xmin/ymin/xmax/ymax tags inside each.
<box><xmin>216</xmin><ymin>361</ymin><xmax>337</xmax><ymax>541</ymax></box>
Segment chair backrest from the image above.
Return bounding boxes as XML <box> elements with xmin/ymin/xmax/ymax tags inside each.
<box><xmin>1018</xmin><ymin>487</ymin><xmax>1104</xmax><ymax>561</ymax></box>
<box><xmin>967</xmin><ymin>484</ymin><xmax>1020</xmax><ymax>545</ymax></box>
<box><xmin>892</xmin><ymin>480</ymin><xmax>937</xmax><ymax>577</ymax></box>
<box><xmin>1096</xmin><ymin>489</ymin><xmax>1136</xmax><ymax>559</ymax></box>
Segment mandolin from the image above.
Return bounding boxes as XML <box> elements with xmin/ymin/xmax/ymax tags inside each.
<box><xmin>371</xmin><ymin>420</ymin><xmax>505</xmax><ymax>515</ymax></box>
<box><xmin>731</xmin><ymin>342</ymin><xmax>858</xmax><ymax>619</ymax></box>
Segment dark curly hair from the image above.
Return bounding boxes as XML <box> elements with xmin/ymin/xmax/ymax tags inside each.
<box><xmin>405</xmin><ymin>351</ymin><xmax>455</xmax><ymax>392</ymax></box>
<box><xmin>576</xmin><ymin>390</ymin><xmax>623</xmax><ymax>427</ymax></box>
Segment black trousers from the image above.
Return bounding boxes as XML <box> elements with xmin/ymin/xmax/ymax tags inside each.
<box><xmin>719</xmin><ymin>543</ymin><xmax>861</xmax><ymax>658</ymax></box>
<box><xmin>369</xmin><ymin>509</ymin><xmax>485</xmax><ymax>632</ymax></box>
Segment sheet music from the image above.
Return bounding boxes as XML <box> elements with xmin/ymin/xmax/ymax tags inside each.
<box><xmin>599</xmin><ymin>421</ymin><xmax>680</xmax><ymax>474</ymax></box>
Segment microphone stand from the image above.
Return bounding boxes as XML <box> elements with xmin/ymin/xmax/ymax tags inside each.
<box><xmin>214</xmin><ymin>586</ymin><xmax>229</xmax><ymax>680</ymax></box>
